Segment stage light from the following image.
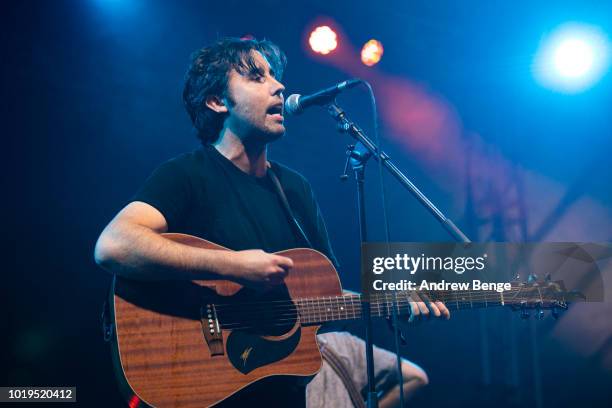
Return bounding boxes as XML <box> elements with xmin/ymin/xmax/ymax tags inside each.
<box><xmin>309</xmin><ymin>26</ymin><xmax>338</xmax><ymax>55</ymax></box>
<box><xmin>533</xmin><ymin>23</ymin><xmax>610</xmax><ymax>93</ymax></box>
<box><xmin>554</xmin><ymin>38</ymin><xmax>595</xmax><ymax>78</ymax></box>
<box><xmin>361</xmin><ymin>39</ymin><xmax>384</xmax><ymax>66</ymax></box>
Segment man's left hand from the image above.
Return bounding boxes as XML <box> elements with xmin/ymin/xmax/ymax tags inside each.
<box><xmin>405</xmin><ymin>292</ymin><xmax>450</xmax><ymax>322</ymax></box>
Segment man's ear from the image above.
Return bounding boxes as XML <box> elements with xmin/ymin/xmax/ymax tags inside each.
<box><xmin>205</xmin><ymin>95</ymin><xmax>229</xmax><ymax>113</ymax></box>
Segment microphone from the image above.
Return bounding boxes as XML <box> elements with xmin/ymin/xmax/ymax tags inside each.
<box><xmin>284</xmin><ymin>79</ymin><xmax>362</xmax><ymax>116</ymax></box>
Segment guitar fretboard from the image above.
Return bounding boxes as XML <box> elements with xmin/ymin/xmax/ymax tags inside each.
<box><xmin>295</xmin><ymin>289</ymin><xmax>515</xmax><ymax>325</ymax></box>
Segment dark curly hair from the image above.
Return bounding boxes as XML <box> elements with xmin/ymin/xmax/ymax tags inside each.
<box><xmin>182</xmin><ymin>37</ymin><xmax>287</xmax><ymax>145</ymax></box>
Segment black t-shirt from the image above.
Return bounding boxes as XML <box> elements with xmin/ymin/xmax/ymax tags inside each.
<box><xmin>132</xmin><ymin>144</ymin><xmax>339</xmax><ymax>268</ymax></box>
<box><xmin>131</xmin><ymin>145</ymin><xmax>338</xmax><ymax>406</ymax></box>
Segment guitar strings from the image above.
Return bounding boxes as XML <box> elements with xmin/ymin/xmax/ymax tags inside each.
<box><xmin>217</xmin><ymin>297</ymin><xmax>542</xmax><ymax>330</ymax></box>
<box><xmin>208</xmin><ymin>288</ymin><xmax>554</xmax><ymax>330</ymax></box>
<box><xmin>213</xmin><ymin>290</ymin><xmax>532</xmax><ymax>321</ymax></box>
<box><xmin>213</xmin><ymin>291</ymin><xmax>537</xmax><ymax>330</ymax></box>
<box><xmin>212</xmin><ymin>287</ymin><xmax>532</xmax><ymax>310</ymax></box>
<box><xmin>216</xmin><ymin>299</ymin><xmax>510</xmax><ymax>330</ymax></box>
<box><xmin>213</xmin><ymin>289</ymin><xmax>534</xmax><ymax>320</ymax></box>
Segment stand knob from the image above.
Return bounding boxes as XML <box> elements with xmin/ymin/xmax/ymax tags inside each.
<box><xmin>340</xmin><ymin>144</ymin><xmax>356</xmax><ymax>180</ymax></box>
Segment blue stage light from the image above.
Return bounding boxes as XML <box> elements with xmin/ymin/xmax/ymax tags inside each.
<box><xmin>533</xmin><ymin>23</ymin><xmax>610</xmax><ymax>93</ymax></box>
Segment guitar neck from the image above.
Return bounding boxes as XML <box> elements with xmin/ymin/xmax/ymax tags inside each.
<box><xmin>296</xmin><ymin>289</ymin><xmax>513</xmax><ymax>325</ymax></box>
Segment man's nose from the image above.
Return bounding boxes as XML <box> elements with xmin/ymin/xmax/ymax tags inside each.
<box><xmin>271</xmin><ymin>77</ymin><xmax>285</xmax><ymax>97</ymax></box>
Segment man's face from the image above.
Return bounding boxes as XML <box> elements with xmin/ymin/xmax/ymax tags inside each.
<box><xmin>223</xmin><ymin>51</ymin><xmax>286</xmax><ymax>143</ymax></box>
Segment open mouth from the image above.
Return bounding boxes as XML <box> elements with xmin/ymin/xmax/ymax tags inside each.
<box><xmin>267</xmin><ymin>105</ymin><xmax>284</xmax><ymax>118</ymax></box>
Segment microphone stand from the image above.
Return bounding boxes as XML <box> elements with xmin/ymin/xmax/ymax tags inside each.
<box><xmin>329</xmin><ymin>101</ymin><xmax>471</xmax><ymax>408</ymax></box>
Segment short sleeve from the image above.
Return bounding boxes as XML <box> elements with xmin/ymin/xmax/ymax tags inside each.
<box><xmin>131</xmin><ymin>160</ymin><xmax>192</xmax><ymax>231</ymax></box>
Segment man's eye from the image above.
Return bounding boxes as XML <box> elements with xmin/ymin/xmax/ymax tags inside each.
<box><xmin>249</xmin><ymin>73</ymin><xmax>265</xmax><ymax>82</ymax></box>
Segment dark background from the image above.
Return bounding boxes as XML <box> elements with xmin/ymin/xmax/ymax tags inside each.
<box><xmin>2</xmin><ymin>0</ymin><xmax>611</xmax><ymax>407</ymax></box>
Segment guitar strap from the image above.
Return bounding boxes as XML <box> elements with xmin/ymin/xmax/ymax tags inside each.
<box><xmin>267</xmin><ymin>166</ymin><xmax>313</xmax><ymax>249</ymax></box>
<box><xmin>269</xmin><ymin>166</ymin><xmax>365</xmax><ymax>406</ymax></box>
<box><xmin>101</xmin><ymin>277</ymin><xmax>114</xmax><ymax>343</ymax></box>
<box><xmin>320</xmin><ymin>342</ymin><xmax>367</xmax><ymax>408</ymax></box>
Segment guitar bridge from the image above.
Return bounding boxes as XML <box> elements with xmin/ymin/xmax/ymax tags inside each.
<box><xmin>201</xmin><ymin>303</ymin><xmax>224</xmax><ymax>356</ymax></box>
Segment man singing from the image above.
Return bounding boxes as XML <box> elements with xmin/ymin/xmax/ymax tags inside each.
<box><xmin>95</xmin><ymin>37</ymin><xmax>448</xmax><ymax>407</ymax></box>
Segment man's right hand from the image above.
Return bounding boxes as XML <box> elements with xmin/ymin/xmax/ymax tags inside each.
<box><xmin>95</xmin><ymin>202</ymin><xmax>297</xmax><ymax>283</ymax></box>
<box><xmin>229</xmin><ymin>249</ymin><xmax>294</xmax><ymax>288</ymax></box>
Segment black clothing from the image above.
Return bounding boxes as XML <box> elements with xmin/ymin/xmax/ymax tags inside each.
<box><xmin>133</xmin><ymin>145</ymin><xmax>338</xmax><ymax>268</ymax></box>
<box><xmin>131</xmin><ymin>145</ymin><xmax>339</xmax><ymax>407</ymax></box>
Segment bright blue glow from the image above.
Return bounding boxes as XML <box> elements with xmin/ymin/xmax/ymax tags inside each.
<box><xmin>95</xmin><ymin>0</ymin><xmax>125</xmax><ymax>6</ymax></box>
<box><xmin>93</xmin><ymin>0</ymin><xmax>139</xmax><ymax>13</ymax></box>
<box><xmin>533</xmin><ymin>23</ymin><xmax>610</xmax><ymax>93</ymax></box>
<box><xmin>554</xmin><ymin>38</ymin><xmax>595</xmax><ymax>78</ymax></box>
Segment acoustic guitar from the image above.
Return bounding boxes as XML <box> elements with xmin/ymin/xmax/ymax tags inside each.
<box><xmin>108</xmin><ymin>233</ymin><xmax>579</xmax><ymax>407</ymax></box>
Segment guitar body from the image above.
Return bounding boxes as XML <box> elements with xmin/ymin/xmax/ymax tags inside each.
<box><xmin>110</xmin><ymin>233</ymin><xmax>343</xmax><ymax>407</ymax></box>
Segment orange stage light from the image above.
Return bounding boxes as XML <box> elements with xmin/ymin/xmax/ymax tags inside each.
<box><xmin>361</xmin><ymin>39</ymin><xmax>384</xmax><ymax>66</ymax></box>
<box><xmin>309</xmin><ymin>26</ymin><xmax>338</xmax><ymax>55</ymax></box>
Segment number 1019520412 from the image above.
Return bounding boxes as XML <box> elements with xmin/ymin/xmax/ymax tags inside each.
<box><xmin>1</xmin><ymin>387</ymin><xmax>76</xmax><ymax>402</ymax></box>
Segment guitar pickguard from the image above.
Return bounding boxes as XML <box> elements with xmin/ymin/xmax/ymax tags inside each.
<box><xmin>226</xmin><ymin>325</ymin><xmax>302</xmax><ymax>374</ymax></box>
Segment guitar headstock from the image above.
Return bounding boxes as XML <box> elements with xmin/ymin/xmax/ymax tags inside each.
<box><xmin>507</xmin><ymin>279</ymin><xmax>585</xmax><ymax>319</ymax></box>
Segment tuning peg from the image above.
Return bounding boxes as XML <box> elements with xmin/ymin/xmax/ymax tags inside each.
<box><xmin>527</xmin><ymin>273</ymin><xmax>537</xmax><ymax>284</ymax></box>
<box><xmin>536</xmin><ymin>309</ymin><xmax>545</xmax><ymax>320</ymax></box>
<box><xmin>552</xmin><ymin>307</ymin><xmax>559</xmax><ymax>319</ymax></box>
<box><xmin>545</xmin><ymin>273</ymin><xmax>552</xmax><ymax>282</ymax></box>
<box><xmin>520</xmin><ymin>308</ymin><xmax>530</xmax><ymax>319</ymax></box>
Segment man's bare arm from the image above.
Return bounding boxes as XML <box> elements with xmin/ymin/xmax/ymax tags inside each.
<box><xmin>379</xmin><ymin>361</ymin><xmax>429</xmax><ymax>408</ymax></box>
<box><xmin>94</xmin><ymin>201</ymin><xmax>293</xmax><ymax>284</ymax></box>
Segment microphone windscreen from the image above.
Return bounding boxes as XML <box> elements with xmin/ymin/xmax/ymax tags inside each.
<box><xmin>284</xmin><ymin>94</ymin><xmax>302</xmax><ymax>116</ymax></box>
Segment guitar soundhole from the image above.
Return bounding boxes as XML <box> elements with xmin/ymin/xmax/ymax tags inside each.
<box><xmin>229</xmin><ymin>285</ymin><xmax>297</xmax><ymax>336</ymax></box>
